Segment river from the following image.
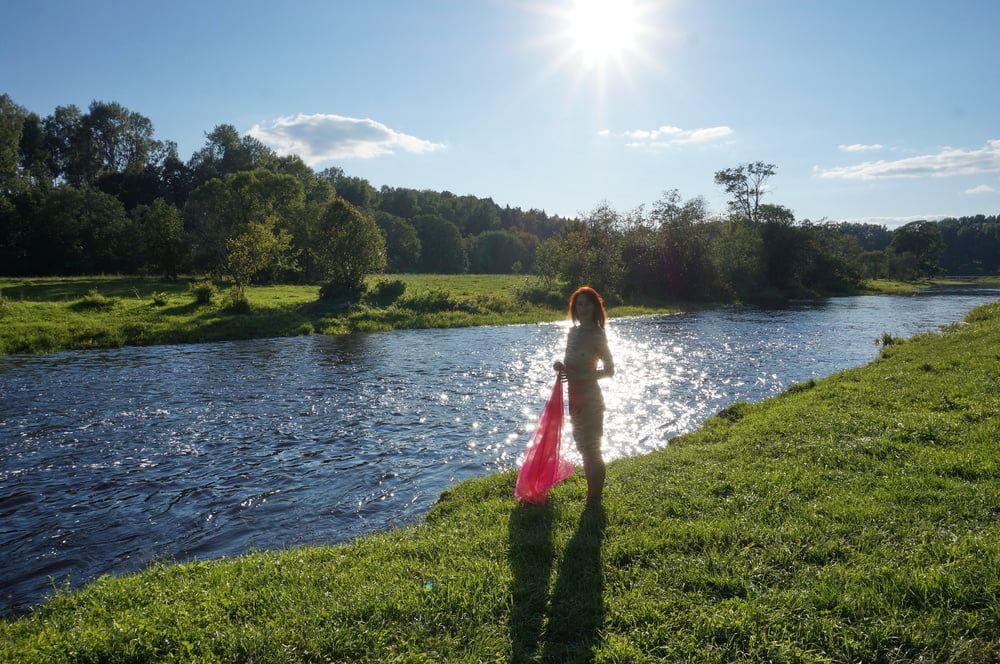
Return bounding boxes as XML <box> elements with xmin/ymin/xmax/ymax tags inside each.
<box><xmin>1</xmin><ymin>285</ymin><xmax>997</xmax><ymax>614</ymax></box>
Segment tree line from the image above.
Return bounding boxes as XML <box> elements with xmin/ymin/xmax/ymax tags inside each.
<box><xmin>1</xmin><ymin>94</ymin><xmax>996</xmax><ymax>307</ymax></box>
<box><xmin>0</xmin><ymin>94</ymin><xmax>570</xmax><ymax>305</ymax></box>
<box><xmin>534</xmin><ymin>163</ymin><xmax>1000</xmax><ymax>304</ymax></box>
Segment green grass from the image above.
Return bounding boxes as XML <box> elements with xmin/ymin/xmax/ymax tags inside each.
<box><xmin>3</xmin><ymin>300</ymin><xmax>999</xmax><ymax>662</ymax></box>
<box><xmin>861</xmin><ymin>276</ymin><xmax>1000</xmax><ymax>294</ymax></box>
<box><xmin>0</xmin><ymin>275</ymin><xmax>681</xmax><ymax>356</ymax></box>
<box><xmin>930</xmin><ymin>276</ymin><xmax>1000</xmax><ymax>286</ymax></box>
<box><xmin>859</xmin><ymin>278</ymin><xmax>928</xmax><ymax>294</ymax></box>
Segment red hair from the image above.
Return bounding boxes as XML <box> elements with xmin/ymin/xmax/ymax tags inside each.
<box><xmin>568</xmin><ymin>286</ymin><xmax>607</xmax><ymax>329</ymax></box>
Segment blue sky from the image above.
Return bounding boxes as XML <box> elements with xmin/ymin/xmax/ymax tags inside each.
<box><xmin>3</xmin><ymin>0</ymin><xmax>999</xmax><ymax>226</ymax></box>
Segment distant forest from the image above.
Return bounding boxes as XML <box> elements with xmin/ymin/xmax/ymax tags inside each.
<box><xmin>1</xmin><ymin>94</ymin><xmax>997</xmax><ymax>303</ymax></box>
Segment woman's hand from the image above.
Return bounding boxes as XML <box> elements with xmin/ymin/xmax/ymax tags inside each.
<box><xmin>553</xmin><ymin>361</ymin><xmax>568</xmax><ymax>382</ymax></box>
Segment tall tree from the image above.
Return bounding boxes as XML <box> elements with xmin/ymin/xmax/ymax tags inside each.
<box><xmin>135</xmin><ymin>198</ymin><xmax>187</xmax><ymax>278</ymax></box>
<box><xmin>28</xmin><ymin>186</ymin><xmax>131</xmax><ymax>274</ymax></box>
<box><xmin>17</xmin><ymin>111</ymin><xmax>53</xmax><ymax>186</ymax></box>
<box><xmin>315</xmin><ymin>197</ymin><xmax>386</xmax><ymax>300</ymax></box>
<box><xmin>468</xmin><ymin>229</ymin><xmax>527</xmax><ymax>273</ymax></box>
<box><xmin>890</xmin><ymin>221</ymin><xmax>943</xmax><ymax>276</ymax></box>
<box><xmin>410</xmin><ymin>214</ymin><xmax>467</xmax><ymax>273</ymax></box>
<box><xmin>83</xmin><ymin>101</ymin><xmax>158</xmax><ymax>175</ymax></box>
<box><xmin>42</xmin><ymin>105</ymin><xmax>86</xmax><ymax>183</ymax></box>
<box><xmin>713</xmin><ymin>161</ymin><xmax>776</xmax><ymax>224</ymax></box>
<box><xmin>187</xmin><ymin>124</ymin><xmax>274</xmax><ymax>189</ymax></box>
<box><xmin>0</xmin><ymin>94</ymin><xmax>26</xmax><ymax>194</ymax></box>
<box><xmin>184</xmin><ymin>168</ymin><xmax>305</xmax><ymax>273</ymax></box>
<box><xmin>375</xmin><ymin>211</ymin><xmax>421</xmax><ymax>272</ymax></box>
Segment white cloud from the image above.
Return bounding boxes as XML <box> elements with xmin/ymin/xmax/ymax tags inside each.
<box><xmin>600</xmin><ymin>124</ymin><xmax>733</xmax><ymax>147</ymax></box>
<box><xmin>816</xmin><ymin>139</ymin><xmax>1000</xmax><ymax>179</ymax></box>
<box><xmin>965</xmin><ymin>184</ymin><xmax>996</xmax><ymax>194</ymax></box>
<box><xmin>838</xmin><ymin>143</ymin><xmax>883</xmax><ymax>152</ymax></box>
<box><xmin>248</xmin><ymin>113</ymin><xmax>444</xmax><ymax>164</ymax></box>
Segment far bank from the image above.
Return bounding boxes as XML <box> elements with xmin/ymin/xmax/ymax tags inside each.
<box><xmin>0</xmin><ymin>274</ymin><xmax>984</xmax><ymax>356</ymax></box>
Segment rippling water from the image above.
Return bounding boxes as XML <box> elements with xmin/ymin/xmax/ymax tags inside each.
<box><xmin>1</xmin><ymin>286</ymin><xmax>997</xmax><ymax>613</ymax></box>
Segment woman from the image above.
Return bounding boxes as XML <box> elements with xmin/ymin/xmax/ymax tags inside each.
<box><xmin>554</xmin><ymin>286</ymin><xmax>615</xmax><ymax>501</ymax></box>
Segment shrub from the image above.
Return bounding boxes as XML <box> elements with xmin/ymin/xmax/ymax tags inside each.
<box><xmin>227</xmin><ymin>294</ymin><xmax>252</xmax><ymax>314</ymax></box>
<box><xmin>364</xmin><ymin>279</ymin><xmax>407</xmax><ymax>307</ymax></box>
<box><xmin>190</xmin><ymin>280</ymin><xmax>215</xmax><ymax>305</ymax></box>
<box><xmin>398</xmin><ymin>289</ymin><xmax>457</xmax><ymax>313</ymax></box>
<box><xmin>513</xmin><ymin>279</ymin><xmax>566</xmax><ymax>308</ymax></box>
<box><xmin>319</xmin><ymin>280</ymin><xmax>366</xmax><ymax>304</ymax></box>
<box><xmin>467</xmin><ymin>294</ymin><xmax>514</xmax><ymax>313</ymax></box>
<box><xmin>151</xmin><ymin>292</ymin><xmax>169</xmax><ymax>307</ymax></box>
<box><xmin>74</xmin><ymin>288</ymin><xmax>117</xmax><ymax>310</ymax></box>
<box><xmin>877</xmin><ymin>331</ymin><xmax>900</xmax><ymax>347</ymax></box>
<box><xmin>396</xmin><ymin>290</ymin><xmax>515</xmax><ymax>315</ymax></box>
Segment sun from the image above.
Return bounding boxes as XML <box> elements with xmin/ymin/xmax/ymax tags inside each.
<box><xmin>522</xmin><ymin>0</ymin><xmax>666</xmax><ymax>103</ymax></box>
<box><xmin>566</xmin><ymin>0</ymin><xmax>643</xmax><ymax>68</ymax></box>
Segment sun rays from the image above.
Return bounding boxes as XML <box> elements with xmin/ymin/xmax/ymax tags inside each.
<box><xmin>519</xmin><ymin>0</ymin><xmax>668</xmax><ymax>113</ymax></box>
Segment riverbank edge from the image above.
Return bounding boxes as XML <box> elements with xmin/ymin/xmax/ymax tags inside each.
<box><xmin>0</xmin><ymin>274</ymin><xmax>955</xmax><ymax>357</ymax></box>
<box><xmin>2</xmin><ymin>299</ymin><xmax>998</xmax><ymax>660</ymax></box>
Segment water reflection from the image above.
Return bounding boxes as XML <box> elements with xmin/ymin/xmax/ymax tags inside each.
<box><xmin>0</xmin><ymin>286</ymin><xmax>996</xmax><ymax>613</ymax></box>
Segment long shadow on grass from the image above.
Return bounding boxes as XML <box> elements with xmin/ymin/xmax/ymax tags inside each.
<box><xmin>542</xmin><ymin>501</ymin><xmax>606</xmax><ymax>663</ymax></box>
<box><xmin>508</xmin><ymin>503</ymin><xmax>554</xmax><ymax>663</ymax></box>
<box><xmin>508</xmin><ymin>502</ymin><xmax>607</xmax><ymax>663</ymax></box>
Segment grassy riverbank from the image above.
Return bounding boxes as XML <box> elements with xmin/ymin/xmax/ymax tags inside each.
<box><xmin>860</xmin><ymin>276</ymin><xmax>1000</xmax><ymax>294</ymax></box>
<box><xmin>3</xmin><ymin>301</ymin><xmax>998</xmax><ymax>661</ymax></box>
<box><xmin>0</xmin><ymin>274</ymin><xmax>989</xmax><ymax>356</ymax></box>
<box><xmin>0</xmin><ymin>275</ymin><xmax>679</xmax><ymax>356</ymax></box>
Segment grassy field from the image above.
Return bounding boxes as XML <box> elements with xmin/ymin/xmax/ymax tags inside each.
<box><xmin>0</xmin><ymin>275</ymin><xmax>679</xmax><ymax>356</ymax></box>
<box><xmin>2</xmin><ymin>299</ymin><xmax>998</xmax><ymax>661</ymax></box>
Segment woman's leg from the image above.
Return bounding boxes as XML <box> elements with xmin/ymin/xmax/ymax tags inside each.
<box><xmin>573</xmin><ymin>408</ymin><xmax>606</xmax><ymax>500</ymax></box>
<box><xmin>581</xmin><ymin>448</ymin><xmax>605</xmax><ymax>501</ymax></box>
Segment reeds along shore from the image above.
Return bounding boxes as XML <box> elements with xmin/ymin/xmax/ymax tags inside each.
<box><xmin>2</xmin><ymin>299</ymin><xmax>999</xmax><ymax>661</ymax></box>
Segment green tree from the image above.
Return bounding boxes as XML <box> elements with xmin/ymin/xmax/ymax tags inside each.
<box><xmin>188</xmin><ymin>124</ymin><xmax>275</xmax><ymax>189</ymax></box>
<box><xmin>156</xmin><ymin>141</ymin><xmax>192</xmax><ymax>207</ymax></box>
<box><xmin>318</xmin><ymin>168</ymin><xmax>377</xmax><ymax>210</ymax></box>
<box><xmin>136</xmin><ymin>198</ymin><xmax>187</xmax><ymax>278</ymax></box>
<box><xmin>17</xmin><ymin>111</ymin><xmax>53</xmax><ymax>186</ymax></box>
<box><xmin>42</xmin><ymin>105</ymin><xmax>87</xmax><ymax>184</ymax></box>
<box><xmin>889</xmin><ymin>221</ymin><xmax>943</xmax><ymax>275</ymax></box>
<box><xmin>710</xmin><ymin>220</ymin><xmax>765</xmax><ymax>299</ymax></box>
<box><xmin>315</xmin><ymin>197</ymin><xmax>386</xmax><ymax>300</ymax></box>
<box><xmin>713</xmin><ymin>161</ymin><xmax>776</xmax><ymax>224</ymax></box>
<box><xmin>0</xmin><ymin>94</ymin><xmax>27</xmax><ymax>194</ymax></box>
<box><xmin>375</xmin><ymin>211</ymin><xmax>421</xmax><ymax>272</ymax></box>
<box><xmin>465</xmin><ymin>199</ymin><xmax>501</xmax><ymax>235</ymax></box>
<box><xmin>411</xmin><ymin>214</ymin><xmax>467</xmax><ymax>273</ymax></box>
<box><xmin>29</xmin><ymin>185</ymin><xmax>131</xmax><ymax>274</ymax></box>
<box><xmin>650</xmin><ymin>190</ymin><xmax>714</xmax><ymax>300</ymax></box>
<box><xmin>468</xmin><ymin>229</ymin><xmax>528</xmax><ymax>273</ymax></box>
<box><xmin>83</xmin><ymin>101</ymin><xmax>158</xmax><ymax>175</ymax></box>
<box><xmin>379</xmin><ymin>186</ymin><xmax>421</xmax><ymax>218</ymax></box>
<box><xmin>857</xmin><ymin>250</ymin><xmax>888</xmax><ymax>279</ymax></box>
<box><xmin>225</xmin><ymin>219</ymin><xmax>294</xmax><ymax>309</ymax></box>
<box><xmin>184</xmin><ymin>168</ymin><xmax>305</xmax><ymax>273</ymax></box>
